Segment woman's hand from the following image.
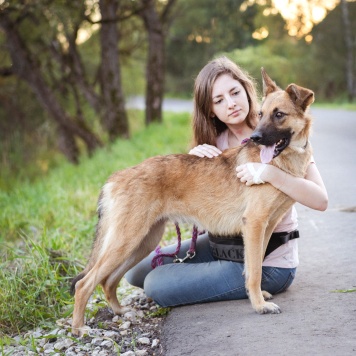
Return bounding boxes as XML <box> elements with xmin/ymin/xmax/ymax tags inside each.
<box><xmin>189</xmin><ymin>144</ymin><xmax>222</xmax><ymax>158</ymax></box>
<box><xmin>236</xmin><ymin>163</ymin><xmax>267</xmax><ymax>186</ymax></box>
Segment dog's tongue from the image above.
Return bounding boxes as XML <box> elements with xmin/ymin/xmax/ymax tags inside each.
<box><xmin>260</xmin><ymin>144</ymin><xmax>276</xmax><ymax>164</ymax></box>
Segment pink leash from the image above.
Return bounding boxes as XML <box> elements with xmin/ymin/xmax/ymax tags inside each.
<box><xmin>151</xmin><ymin>223</ymin><xmax>199</xmax><ymax>269</ymax></box>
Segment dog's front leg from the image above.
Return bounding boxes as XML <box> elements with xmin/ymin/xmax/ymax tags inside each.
<box><xmin>243</xmin><ymin>225</ymin><xmax>281</xmax><ymax>314</ymax></box>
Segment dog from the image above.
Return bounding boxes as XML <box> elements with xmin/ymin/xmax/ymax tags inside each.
<box><xmin>70</xmin><ymin>69</ymin><xmax>314</xmax><ymax>336</ymax></box>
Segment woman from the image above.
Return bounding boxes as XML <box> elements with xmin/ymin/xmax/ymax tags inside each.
<box><xmin>125</xmin><ymin>56</ymin><xmax>328</xmax><ymax>307</ymax></box>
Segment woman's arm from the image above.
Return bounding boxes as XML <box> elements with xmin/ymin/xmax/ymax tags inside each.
<box><xmin>236</xmin><ymin>162</ymin><xmax>328</xmax><ymax>211</ymax></box>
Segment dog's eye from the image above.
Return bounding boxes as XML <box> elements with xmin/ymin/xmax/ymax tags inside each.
<box><xmin>275</xmin><ymin>111</ymin><xmax>285</xmax><ymax>119</ymax></box>
<box><xmin>258</xmin><ymin>111</ymin><xmax>262</xmax><ymax>119</ymax></box>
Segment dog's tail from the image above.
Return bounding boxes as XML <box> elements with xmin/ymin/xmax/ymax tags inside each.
<box><xmin>70</xmin><ymin>272</ymin><xmax>86</xmax><ymax>296</ymax></box>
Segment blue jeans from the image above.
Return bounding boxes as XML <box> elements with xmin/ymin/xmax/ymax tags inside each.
<box><xmin>125</xmin><ymin>233</ymin><xmax>296</xmax><ymax>307</ymax></box>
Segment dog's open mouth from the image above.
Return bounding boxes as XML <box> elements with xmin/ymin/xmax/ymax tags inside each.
<box><xmin>260</xmin><ymin>138</ymin><xmax>290</xmax><ymax>164</ymax></box>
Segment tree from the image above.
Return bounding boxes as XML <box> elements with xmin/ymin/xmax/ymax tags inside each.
<box><xmin>309</xmin><ymin>1</ymin><xmax>356</xmax><ymax>100</ymax></box>
<box><xmin>138</xmin><ymin>0</ymin><xmax>177</xmax><ymax>125</ymax></box>
<box><xmin>0</xmin><ymin>7</ymin><xmax>102</xmax><ymax>163</ymax></box>
<box><xmin>98</xmin><ymin>0</ymin><xmax>129</xmax><ymax>138</ymax></box>
<box><xmin>0</xmin><ymin>0</ymin><xmax>133</xmax><ymax>164</ymax></box>
<box><xmin>165</xmin><ymin>0</ymin><xmax>258</xmax><ymax>94</ymax></box>
<box><xmin>340</xmin><ymin>0</ymin><xmax>356</xmax><ymax>102</ymax></box>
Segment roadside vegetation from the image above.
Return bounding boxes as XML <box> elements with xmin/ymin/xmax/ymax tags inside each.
<box><xmin>0</xmin><ymin>111</ymin><xmax>192</xmax><ymax>338</ymax></box>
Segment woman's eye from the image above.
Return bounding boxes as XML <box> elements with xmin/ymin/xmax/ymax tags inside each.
<box><xmin>214</xmin><ymin>99</ymin><xmax>223</xmax><ymax>105</ymax></box>
<box><xmin>232</xmin><ymin>91</ymin><xmax>240</xmax><ymax>96</ymax></box>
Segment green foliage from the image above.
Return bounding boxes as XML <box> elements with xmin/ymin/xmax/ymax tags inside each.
<box><xmin>0</xmin><ymin>111</ymin><xmax>191</xmax><ymax>335</ymax></box>
<box><xmin>307</xmin><ymin>1</ymin><xmax>356</xmax><ymax>100</ymax></box>
<box><xmin>165</xmin><ymin>0</ymin><xmax>258</xmax><ymax>94</ymax></box>
<box><xmin>223</xmin><ymin>45</ymin><xmax>297</xmax><ymax>94</ymax></box>
<box><xmin>331</xmin><ymin>288</ymin><xmax>356</xmax><ymax>293</ymax></box>
<box><xmin>147</xmin><ymin>307</ymin><xmax>172</xmax><ymax>318</ymax></box>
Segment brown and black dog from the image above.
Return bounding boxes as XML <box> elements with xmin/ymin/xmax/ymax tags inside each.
<box><xmin>71</xmin><ymin>69</ymin><xmax>314</xmax><ymax>336</ymax></box>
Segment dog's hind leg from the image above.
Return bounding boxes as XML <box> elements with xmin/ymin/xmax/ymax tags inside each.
<box><xmin>72</xmin><ymin>245</ymin><xmax>140</xmax><ymax>336</ymax></box>
<box><xmin>101</xmin><ymin>219</ymin><xmax>167</xmax><ymax>315</ymax></box>
<box><xmin>72</xmin><ymin>219</ymin><xmax>166</xmax><ymax>336</ymax></box>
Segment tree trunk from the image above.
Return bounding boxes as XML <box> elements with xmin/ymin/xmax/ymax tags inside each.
<box><xmin>139</xmin><ymin>0</ymin><xmax>177</xmax><ymax>125</ymax></box>
<box><xmin>99</xmin><ymin>0</ymin><xmax>130</xmax><ymax>140</ymax></box>
<box><xmin>340</xmin><ymin>0</ymin><xmax>355</xmax><ymax>102</ymax></box>
<box><xmin>57</xmin><ymin>125</ymin><xmax>80</xmax><ymax>164</ymax></box>
<box><xmin>140</xmin><ymin>0</ymin><xmax>165</xmax><ymax>125</ymax></box>
<box><xmin>0</xmin><ymin>12</ymin><xmax>102</xmax><ymax>162</ymax></box>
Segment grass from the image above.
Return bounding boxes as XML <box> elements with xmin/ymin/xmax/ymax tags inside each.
<box><xmin>313</xmin><ymin>101</ymin><xmax>356</xmax><ymax>111</ymax></box>
<box><xmin>0</xmin><ymin>110</ymin><xmax>192</xmax><ymax>339</ymax></box>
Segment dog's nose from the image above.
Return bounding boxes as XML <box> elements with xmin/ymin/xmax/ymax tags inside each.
<box><xmin>250</xmin><ymin>132</ymin><xmax>262</xmax><ymax>142</ymax></box>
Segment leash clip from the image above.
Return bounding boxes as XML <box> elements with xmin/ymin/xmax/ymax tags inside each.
<box><xmin>173</xmin><ymin>251</ymin><xmax>196</xmax><ymax>263</ymax></box>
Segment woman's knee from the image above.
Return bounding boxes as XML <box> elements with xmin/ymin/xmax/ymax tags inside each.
<box><xmin>125</xmin><ymin>264</ymin><xmax>147</xmax><ymax>289</ymax></box>
<box><xmin>143</xmin><ymin>268</ymin><xmax>168</xmax><ymax>306</ymax></box>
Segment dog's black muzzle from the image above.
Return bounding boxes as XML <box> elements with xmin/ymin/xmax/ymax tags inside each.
<box><xmin>250</xmin><ymin>128</ymin><xmax>292</xmax><ymax>158</ymax></box>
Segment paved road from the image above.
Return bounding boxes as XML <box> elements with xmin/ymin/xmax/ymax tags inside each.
<box><xmin>159</xmin><ymin>108</ymin><xmax>356</xmax><ymax>356</ymax></box>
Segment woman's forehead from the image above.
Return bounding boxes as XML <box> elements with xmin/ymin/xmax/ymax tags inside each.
<box><xmin>212</xmin><ymin>74</ymin><xmax>243</xmax><ymax>97</ymax></box>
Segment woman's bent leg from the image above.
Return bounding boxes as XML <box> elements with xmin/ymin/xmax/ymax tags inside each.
<box><xmin>144</xmin><ymin>263</ymin><xmax>296</xmax><ymax>307</ymax></box>
<box><xmin>144</xmin><ymin>260</ymin><xmax>247</xmax><ymax>306</ymax></box>
<box><xmin>125</xmin><ymin>232</ymin><xmax>297</xmax><ymax>307</ymax></box>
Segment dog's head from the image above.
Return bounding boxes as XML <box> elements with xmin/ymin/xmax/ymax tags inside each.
<box><xmin>250</xmin><ymin>68</ymin><xmax>314</xmax><ymax>164</ymax></box>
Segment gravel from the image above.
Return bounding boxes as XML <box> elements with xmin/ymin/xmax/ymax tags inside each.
<box><xmin>3</xmin><ymin>287</ymin><xmax>166</xmax><ymax>356</ymax></box>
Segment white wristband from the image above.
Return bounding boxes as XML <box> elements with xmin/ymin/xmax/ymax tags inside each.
<box><xmin>246</xmin><ymin>163</ymin><xmax>267</xmax><ymax>184</ymax></box>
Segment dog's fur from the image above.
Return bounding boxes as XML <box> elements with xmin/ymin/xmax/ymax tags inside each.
<box><xmin>71</xmin><ymin>69</ymin><xmax>314</xmax><ymax>336</ymax></box>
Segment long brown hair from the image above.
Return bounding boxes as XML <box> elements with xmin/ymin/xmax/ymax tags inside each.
<box><xmin>192</xmin><ymin>56</ymin><xmax>259</xmax><ymax>146</ymax></box>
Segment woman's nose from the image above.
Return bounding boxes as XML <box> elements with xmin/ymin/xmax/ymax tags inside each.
<box><xmin>226</xmin><ymin>96</ymin><xmax>236</xmax><ymax>108</ymax></box>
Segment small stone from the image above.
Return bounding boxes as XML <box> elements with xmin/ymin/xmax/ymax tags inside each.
<box><xmin>91</xmin><ymin>337</ymin><xmax>104</xmax><ymax>346</ymax></box>
<box><xmin>120</xmin><ymin>321</ymin><xmax>131</xmax><ymax>329</ymax></box>
<box><xmin>54</xmin><ymin>338</ymin><xmax>75</xmax><ymax>350</ymax></box>
<box><xmin>152</xmin><ymin>339</ymin><xmax>159</xmax><ymax>348</ymax></box>
<box><xmin>121</xmin><ymin>351</ymin><xmax>135</xmax><ymax>356</ymax></box>
<box><xmin>124</xmin><ymin>311</ymin><xmax>137</xmax><ymax>321</ymax></box>
<box><xmin>103</xmin><ymin>330</ymin><xmax>118</xmax><ymax>338</ymax></box>
<box><xmin>135</xmin><ymin>350</ymin><xmax>148</xmax><ymax>356</ymax></box>
<box><xmin>112</xmin><ymin>315</ymin><xmax>120</xmax><ymax>322</ymax></box>
<box><xmin>137</xmin><ymin>337</ymin><xmax>150</xmax><ymax>345</ymax></box>
<box><xmin>100</xmin><ymin>339</ymin><xmax>113</xmax><ymax>348</ymax></box>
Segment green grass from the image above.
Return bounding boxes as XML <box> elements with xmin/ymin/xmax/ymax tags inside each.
<box><xmin>0</xmin><ymin>111</ymin><xmax>192</xmax><ymax>338</ymax></box>
<box><xmin>313</xmin><ymin>101</ymin><xmax>356</xmax><ymax>111</ymax></box>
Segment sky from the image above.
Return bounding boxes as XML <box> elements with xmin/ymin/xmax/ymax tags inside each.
<box><xmin>242</xmin><ymin>0</ymin><xmax>340</xmax><ymax>38</ymax></box>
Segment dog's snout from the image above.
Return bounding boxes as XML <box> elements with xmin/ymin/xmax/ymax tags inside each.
<box><xmin>250</xmin><ymin>132</ymin><xmax>262</xmax><ymax>142</ymax></box>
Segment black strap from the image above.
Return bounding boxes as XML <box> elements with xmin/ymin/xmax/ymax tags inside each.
<box><xmin>208</xmin><ymin>230</ymin><xmax>299</xmax><ymax>263</ymax></box>
<box><xmin>265</xmin><ymin>230</ymin><xmax>299</xmax><ymax>256</ymax></box>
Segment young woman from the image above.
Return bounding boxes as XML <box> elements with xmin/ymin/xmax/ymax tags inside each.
<box><xmin>125</xmin><ymin>56</ymin><xmax>328</xmax><ymax>307</ymax></box>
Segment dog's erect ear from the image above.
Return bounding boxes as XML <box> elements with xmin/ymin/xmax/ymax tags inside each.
<box><xmin>261</xmin><ymin>68</ymin><xmax>279</xmax><ymax>97</ymax></box>
<box><xmin>286</xmin><ymin>84</ymin><xmax>315</xmax><ymax>111</ymax></box>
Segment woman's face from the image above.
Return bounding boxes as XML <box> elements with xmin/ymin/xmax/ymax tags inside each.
<box><xmin>210</xmin><ymin>74</ymin><xmax>250</xmax><ymax>127</ymax></box>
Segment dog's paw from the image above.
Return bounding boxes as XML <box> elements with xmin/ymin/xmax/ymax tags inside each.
<box><xmin>71</xmin><ymin>325</ymin><xmax>91</xmax><ymax>337</ymax></box>
<box><xmin>257</xmin><ymin>301</ymin><xmax>281</xmax><ymax>314</ymax></box>
<box><xmin>262</xmin><ymin>290</ymin><xmax>273</xmax><ymax>301</ymax></box>
<box><xmin>112</xmin><ymin>305</ymin><xmax>132</xmax><ymax>315</ymax></box>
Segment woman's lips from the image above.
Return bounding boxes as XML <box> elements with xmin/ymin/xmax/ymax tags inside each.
<box><xmin>229</xmin><ymin>109</ymin><xmax>241</xmax><ymax>117</ymax></box>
